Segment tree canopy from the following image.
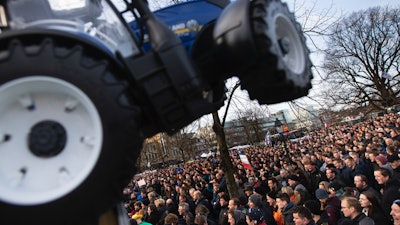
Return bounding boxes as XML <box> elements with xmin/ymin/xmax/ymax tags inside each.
<box><xmin>322</xmin><ymin>6</ymin><xmax>400</xmax><ymax>110</ymax></box>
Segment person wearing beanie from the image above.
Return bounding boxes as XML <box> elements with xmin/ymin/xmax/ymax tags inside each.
<box><xmin>388</xmin><ymin>153</ymin><xmax>400</xmax><ymax>180</ymax></box>
<box><xmin>315</xmin><ymin>189</ymin><xmax>341</xmax><ymax>225</ymax></box>
<box><xmin>245</xmin><ymin>208</ymin><xmax>265</xmax><ymax>225</ymax></box>
<box><xmin>303</xmin><ymin>200</ymin><xmax>331</xmax><ymax>225</ymax></box>
<box><xmin>375</xmin><ymin>155</ymin><xmax>388</xmax><ymax>167</ymax></box>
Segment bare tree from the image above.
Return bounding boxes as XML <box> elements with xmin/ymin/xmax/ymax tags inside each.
<box><xmin>167</xmin><ymin>127</ymin><xmax>197</xmax><ymax>162</ymax></box>
<box><xmin>322</xmin><ymin>6</ymin><xmax>400</xmax><ymax>110</ymax></box>
<box><xmin>212</xmin><ymin>81</ymin><xmax>241</xmax><ymax>198</ymax></box>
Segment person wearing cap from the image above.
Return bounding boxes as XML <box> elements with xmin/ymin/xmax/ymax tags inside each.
<box><xmin>132</xmin><ymin>210</ymin><xmax>152</xmax><ymax>225</ymax></box>
<box><xmin>328</xmin><ymin>181</ymin><xmax>344</xmax><ymax>199</ymax></box>
<box><xmin>391</xmin><ymin>199</ymin><xmax>400</xmax><ymax>225</ymax></box>
<box><xmin>303</xmin><ymin>200</ymin><xmax>330</xmax><ymax>225</ymax></box>
<box><xmin>315</xmin><ymin>188</ymin><xmax>341</xmax><ymax>225</ymax></box>
<box><xmin>340</xmin><ymin>197</ymin><xmax>374</xmax><ymax>225</ymax></box>
<box><xmin>388</xmin><ymin>153</ymin><xmax>400</xmax><ymax>180</ymax></box>
<box><xmin>245</xmin><ymin>208</ymin><xmax>265</xmax><ymax>225</ymax></box>
<box><xmin>292</xmin><ymin>206</ymin><xmax>317</xmax><ymax>225</ymax></box>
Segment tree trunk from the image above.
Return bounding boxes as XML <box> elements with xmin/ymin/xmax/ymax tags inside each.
<box><xmin>212</xmin><ymin>112</ymin><xmax>239</xmax><ymax>199</ymax></box>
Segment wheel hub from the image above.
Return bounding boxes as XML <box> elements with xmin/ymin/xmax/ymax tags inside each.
<box><xmin>278</xmin><ymin>37</ymin><xmax>290</xmax><ymax>55</ymax></box>
<box><xmin>29</xmin><ymin>120</ymin><xmax>67</xmax><ymax>157</ymax></box>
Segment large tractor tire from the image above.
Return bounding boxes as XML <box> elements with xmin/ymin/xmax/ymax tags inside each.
<box><xmin>240</xmin><ymin>0</ymin><xmax>313</xmax><ymax>104</ymax></box>
<box><xmin>0</xmin><ymin>37</ymin><xmax>143</xmax><ymax>225</ymax></box>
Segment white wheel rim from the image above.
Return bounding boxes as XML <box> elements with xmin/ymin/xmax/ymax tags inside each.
<box><xmin>272</xmin><ymin>11</ymin><xmax>306</xmax><ymax>74</ymax></box>
<box><xmin>0</xmin><ymin>76</ymin><xmax>102</xmax><ymax>205</ymax></box>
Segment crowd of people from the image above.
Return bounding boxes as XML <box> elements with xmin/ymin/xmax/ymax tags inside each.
<box><xmin>122</xmin><ymin>113</ymin><xmax>400</xmax><ymax>225</ymax></box>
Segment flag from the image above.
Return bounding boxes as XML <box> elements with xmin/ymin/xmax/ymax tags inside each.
<box><xmin>147</xmin><ymin>161</ymin><xmax>151</xmax><ymax>168</ymax></box>
<box><xmin>265</xmin><ymin>131</ymin><xmax>271</xmax><ymax>146</ymax></box>
<box><xmin>238</xmin><ymin>150</ymin><xmax>252</xmax><ymax>170</ymax></box>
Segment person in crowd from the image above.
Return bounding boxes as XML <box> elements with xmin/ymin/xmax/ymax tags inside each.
<box><xmin>276</xmin><ymin>192</ymin><xmax>295</xmax><ymax>225</ymax></box>
<box><xmin>292</xmin><ymin>206</ymin><xmax>317</xmax><ymax>225</ymax></box>
<box><xmin>218</xmin><ymin>193</ymin><xmax>230</xmax><ymax>225</ymax></box>
<box><xmin>178</xmin><ymin>202</ymin><xmax>194</xmax><ymax>225</ymax></box>
<box><xmin>195</xmin><ymin>204</ymin><xmax>217</xmax><ymax>225</ymax></box>
<box><xmin>166</xmin><ymin>198</ymin><xmax>179</xmax><ymax>216</ymax></box>
<box><xmin>281</xmin><ymin>186</ymin><xmax>296</xmax><ymax>202</ymax></box>
<box><xmin>228</xmin><ymin>198</ymin><xmax>247</xmax><ymax>215</ymax></box>
<box><xmin>267</xmin><ymin>191</ymin><xmax>284</xmax><ymax>225</ymax></box>
<box><xmin>148</xmin><ymin>192</ymin><xmax>158</xmax><ymax>205</ymax></box>
<box><xmin>180</xmin><ymin>194</ymin><xmax>196</xmax><ymax>215</ymax></box>
<box><xmin>332</xmin><ymin>159</ymin><xmax>345</xmax><ymax>177</ymax></box>
<box><xmin>227</xmin><ymin>209</ymin><xmax>247</xmax><ymax>225</ymax></box>
<box><xmin>303</xmin><ymin>200</ymin><xmax>330</xmax><ymax>225</ymax></box>
<box><xmin>318</xmin><ymin>181</ymin><xmax>330</xmax><ymax>193</ymax></box>
<box><xmin>155</xmin><ymin>199</ymin><xmax>168</xmax><ymax>225</ymax></box>
<box><xmin>340</xmin><ymin>197</ymin><xmax>374</xmax><ymax>225</ymax></box>
<box><xmin>276</xmin><ymin>169</ymin><xmax>289</xmax><ymax>188</ymax></box>
<box><xmin>194</xmin><ymin>190</ymin><xmax>213</xmax><ymax>213</ymax></box>
<box><xmin>391</xmin><ymin>200</ymin><xmax>400</xmax><ymax>225</ymax></box>
<box><xmin>268</xmin><ymin>177</ymin><xmax>281</xmax><ymax>194</ymax></box>
<box><xmin>133</xmin><ymin>211</ymin><xmax>153</xmax><ymax>225</ymax></box>
<box><xmin>144</xmin><ymin>204</ymin><xmax>162</xmax><ymax>225</ymax></box>
<box><xmin>248</xmin><ymin>193</ymin><xmax>277</xmax><ymax>225</ymax></box>
<box><xmin>130</xmin><ymin>201</ymin><xmax>144</xmax><ymax>219</ymax></box>
<box><xmin>387</xmin><ymin>153</ymin><xmax>400</xmax><ymax>180</ymax></box>
<box><xmin>315</xmin><ymin>188</ymin><xmax>341</xmax><ymax>225</ymax></box>
<box><xmin>358</xmin><ymin>191</ymin><xmax>390</xmax><ymax>224</ymax></box>
<box><xmin>374</xmin><ymin>167</ymin><xmax>400</xmax><ymax>221</ymax></box>
<box><xmin>195</xmin><ymin>215</ymin><xmax>208</xmax><ymax>225</ymax></box>
<box><xmin>164</xmin><ymin>213</ymin><xmax>179</xmax><ymax>225</ymax></box>
<box><xmin>341</xmin><ymin>156</ymin><xmax>363</xmax><ymax>188</ymax></box>
<box><xmin>303</xmin><ymin>159</ymin><xmax>328</xmax><ymax>194</ymax></box>
<box><xmin>245</xmin><ymin>208</ymin><xmax>266</xmax><ymax>225</ymax></box>
<box><xmin>288</xmin><ymin>175</ymin><xmax>307</xmax><ymax>193</ymax></box>
<box><xmin>375</xmin><ymin>155</ymin><xmax>388</xmax><ymax>168</ymax></box>
<box><xmin>325</xmin><ymin>167</ymin><xmax>345</xmax><ymax>188</ymax></box>
<box><xmin>353</xmin><ymin>174</ymin><xmax>380</xmax><ymax>199</ymax></box>
<box><xmin>328</xmin><ymin>181</ymin><xmax>344</xmax><ymax>199</ymax></box>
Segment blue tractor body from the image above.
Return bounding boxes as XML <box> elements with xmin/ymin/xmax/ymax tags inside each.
<box><xmin>130</xmin><ymin>0</ymin><xmax>227</xmax><ymax>53</ymax></box>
